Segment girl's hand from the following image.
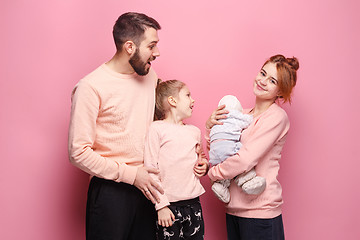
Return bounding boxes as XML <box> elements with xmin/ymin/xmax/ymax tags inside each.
<box><xmin>194</xmin><ymin>159</ymin><xmax>209</xmax><ymax>177</ymax></box>
<box><xmin>194</xmin><ymin>144</ymin><xmax>209</xmax><ymax>177</ymax></box>
<box><xmin>205</xmin><ymin>104</ymin><xmax>229</xmax><ymax>129</ymax></box>
<box><xmin>157</xmin><ymin>207</ymin><xmax>175</xmax><ymax>227</ymax></box>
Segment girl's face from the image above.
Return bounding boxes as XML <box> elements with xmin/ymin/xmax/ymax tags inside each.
<box><xmin>175</xmin><ymin>86</ymin><xmax>195</xmax><ymax>120</ymax></box>
<box><xmin>253</xmin><ymin>62</ymin><xmax>280</xmax><ymax>101</ymax></box>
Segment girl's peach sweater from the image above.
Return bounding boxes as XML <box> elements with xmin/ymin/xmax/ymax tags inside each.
<box><xmin>144</xmin><ymin>121</ymin><xmax>206</xmax><ymax>210</ymax></box>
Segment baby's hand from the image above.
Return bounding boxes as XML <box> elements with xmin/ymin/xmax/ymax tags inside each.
<box><xmin>194</xmin><ymin>159</ymin><xmax>209</xmax><ymax>177</ymax></box>
<box><xmin>157</xmin><ymin>207</ymin><xmax>175</xmax><ymax>227</ymax></box>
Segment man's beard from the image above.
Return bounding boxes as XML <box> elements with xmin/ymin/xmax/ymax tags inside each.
<box><xmin>129</xmin><ymin>48</ymin><xmax>152</xmax><ymax>76</ymax></box>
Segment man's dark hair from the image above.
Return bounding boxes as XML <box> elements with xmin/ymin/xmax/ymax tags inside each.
<box><xmin>113</xmin><ymin>12</ymin><xmax>161</xmax><ymax>51</ymax></box>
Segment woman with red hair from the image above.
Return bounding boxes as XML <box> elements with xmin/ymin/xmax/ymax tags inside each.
<box><xmin>206</xmin><ymin>55</ymin><xmax>299</xmax><ymax>240</ymax></box>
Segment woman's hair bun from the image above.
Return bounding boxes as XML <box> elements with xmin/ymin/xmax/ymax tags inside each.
<box><xmin>286</xmin><ymin>57</ymin><xmax>299</xmax><ymax>70</ymax></box>
<box><xmin>157</xmin><ymin>78</ymin><xmax>162</xmax><ymax>86</ymax></box>
<box><xmin>265</xmin><ymin>54</ymin><xmax>299</xmax><ymax>104</ymax></box>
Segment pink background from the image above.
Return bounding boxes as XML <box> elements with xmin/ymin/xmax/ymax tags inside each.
<box><xmin>1</xmin><ymin>0</ymin><xmax>359</xmax><ymax>239</ymax></box>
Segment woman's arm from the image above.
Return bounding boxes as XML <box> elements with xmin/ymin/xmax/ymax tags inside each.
<box><xmin>143</xmin><ymin>125</ymin><xmax>171</xmax><ymax>210</ymax></box>
<box><xmin>208</xmin><ymin>109</ymin><xmax>290</xmax><ymax>181</ymax></box>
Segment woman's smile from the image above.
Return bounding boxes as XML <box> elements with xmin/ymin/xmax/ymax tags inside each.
<box><xmin>255</xmin><ymin>81</ymin><xmax>266</xmax><ymax>91</ymax></box>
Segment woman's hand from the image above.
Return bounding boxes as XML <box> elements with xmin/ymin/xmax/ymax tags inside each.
<box><xmin>205</xmin><ymin>104</ymin><xmax>229</xmax><ymax>129</ymax></box>
<box><xmin>157</xmin><ymin>207</ymin><xmax>175</xmax><ymax>227</ymax></box>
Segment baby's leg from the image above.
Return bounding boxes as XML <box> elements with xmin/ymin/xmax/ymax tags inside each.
<box><xmin>242</xmin><ymin>176</ymin><xmax>266</xmax><ymax>195</ymax></box>
<box><xmin>234</xmin><ymin>168</ymin><xmax>257</xmax><ymax>186</ymax></box>
<box><xmin>211</xmin><ymin>179</ymin><xmax>231</xmax><ymax>203</ymax></box>
<box><xmin>210</xmin><ymin>140</ymin><xmax>240</xmax><ymax>202</ymax></box>
<box><xmin>209</xmin><ymin>142</ymin><xmax>223</xmax><ymax>166</ymax></box>
<box><xmin>234</xmin><ymin>168</ymin><xmax>267</xmax><ymax>195</ymax></box>
<box><xmin>209</xmin><ymin>140</ymin><xmax>236</xmax><ymax>166</ymax></box>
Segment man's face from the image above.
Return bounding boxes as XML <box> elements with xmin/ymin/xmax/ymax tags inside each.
<box><xmin>129</xmin><ymin>28</ymin><xmax>160</xmax><ymax>76</ymax></box>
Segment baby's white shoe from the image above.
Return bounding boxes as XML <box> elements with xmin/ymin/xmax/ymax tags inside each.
<box><xmin>211</xmin><ymin>179</ymin><xmax>231</xmax><ymax>203</ymax></box>
<box><xmin>242</xmin><ymin>176</ymin><xmax>266</xmax><ymax>195</ymax></box>
<box><xmin>234</xmin><ymin>168</ymin><xmax>257</xmax><ymax>186</ymax></box>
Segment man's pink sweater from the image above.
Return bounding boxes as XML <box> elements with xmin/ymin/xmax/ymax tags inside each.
<box><xmin>207</xmin><ymin>103</ymin><xmax>290</xmax><ymax>219</ymax></box>
<box><xmin>144</xmin><ymin>121</ymin><xmax>206</xmax><ymax>210</ymax></box>
<box><xmin>68</xmin><ymin>64</ymin><xmax>157</xmax><ymax>184</ymax></box>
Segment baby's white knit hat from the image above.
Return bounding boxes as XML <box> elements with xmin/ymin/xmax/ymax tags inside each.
<box><xmin>218</xmin><ymin>95</ymin><xmax>242</xmax><ymax>112</ymax></box>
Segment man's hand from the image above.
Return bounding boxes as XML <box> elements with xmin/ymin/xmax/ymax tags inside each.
<box><xmin>157</xmin><ymin>207</ymin><xmax>175</xmax><ymax>227</ymax></box>
<box><xmin>205</xmin><ymin>104</ymin><xmax>229</xmax><ymax>129</ymax></box>
<box><xmin>134</xmin><ymin>166</ymin><xmax>164</xmax><ymax>204</ymax></box>
<box><xmin>194</xmin><ymin>159</ymin><xmax>209</xmax><ymax>177</ymax></box>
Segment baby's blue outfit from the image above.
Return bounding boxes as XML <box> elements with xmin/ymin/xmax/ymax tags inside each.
<box><xmin>209</xmin><ymin>110</ymin><xmax>253</xmax><ymax>166</ymax></box>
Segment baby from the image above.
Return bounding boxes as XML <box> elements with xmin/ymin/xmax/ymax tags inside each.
<box><xmin>209</xmin><ymin>95</ymin><xmax>266</xmax><ymax>203</ymax></box>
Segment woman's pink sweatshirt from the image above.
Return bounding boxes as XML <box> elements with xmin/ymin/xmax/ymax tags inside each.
<box><xmin>68</xmin><ymin>63</ymin><xmax>157</xmax><ymax>184</ymax></box>
<box><xmin>144</xmin><ymin>121</ymin><xmax>206</xmax><ymax>210</ymax></box>
<box><xmin>207</xmin><ymin>103</ymin><xmax>290</xmax><ymax>219</ymax></box>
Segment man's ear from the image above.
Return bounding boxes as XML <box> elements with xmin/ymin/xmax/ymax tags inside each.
<box><xmin>123</xmin><ymin>41</ymin><xmax>136</xmax><ymax>56</ymax></box>
<box><xmin>167</xmin><ymin>96</ymin><xmax>177</xmax><ymax>107</ymax></box>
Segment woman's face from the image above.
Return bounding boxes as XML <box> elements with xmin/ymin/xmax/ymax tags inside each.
<box><xmin>253</xmin><ymin>62</ymin><xmax>280</xmax><ymax>101</ymax></box>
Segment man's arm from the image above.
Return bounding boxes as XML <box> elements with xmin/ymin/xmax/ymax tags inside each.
<box><xmin>68</xmin><ymin>81</ymin><xmax>138</xmax><ymax>184</ymax></box>
<box><xmin>68</xmin><ymin>80</ymin><xmax>163</xmax><ymax>202</ymax></box>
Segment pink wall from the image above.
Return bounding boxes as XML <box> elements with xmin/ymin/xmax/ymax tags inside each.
<box><xmin>1</xmin><ymin>0</ymin><xmax>359</xmax><ymax>239</ymax></box>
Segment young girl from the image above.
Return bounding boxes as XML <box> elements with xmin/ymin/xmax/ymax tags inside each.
<box><xmin>144</xmin><ymin>80</ymin><xmax>209</xmax><ymax>240</ymax></box>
